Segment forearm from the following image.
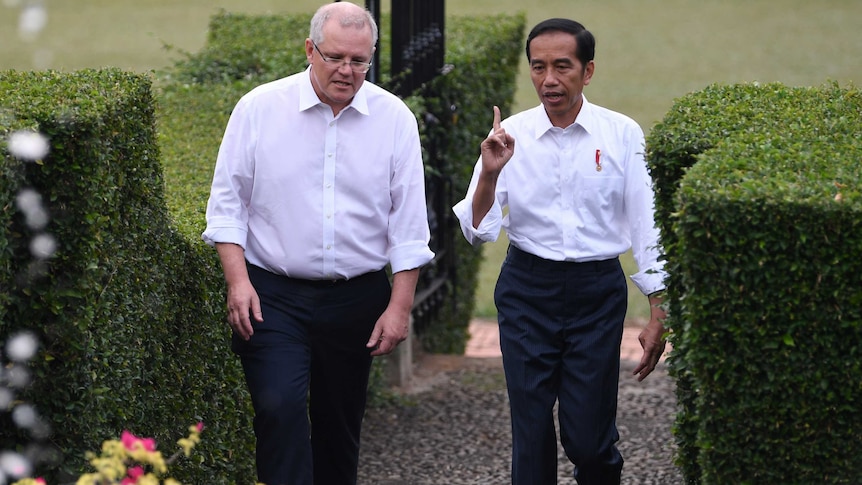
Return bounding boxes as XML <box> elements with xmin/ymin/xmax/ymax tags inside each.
<box><xmin>647</xmin><ymin>294</ymin><xmax>667</xmax><ymax>331</ymax></box>
<box><xmin>388</xmin><ymin>268</ymin><xmax>420</xmax><ymax>314</ymax></box>
<box><xmin>215</xmin><ymin>242</ymin><xmax>249</xmax><ymax>286</ymax></box>
<box><xmin>471</xmin><ymin>170</ymin><xmax>499</xmax><ymax>229</ymax></box>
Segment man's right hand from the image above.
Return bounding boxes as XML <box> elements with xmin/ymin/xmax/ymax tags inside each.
<box><xmin>225</xmin><ymin>278</ymin><xmax>262</xmax><ymax>341</ymax></box>
<box><xmin>479</xmin><ymin>105</ymin><xmax>515</xmax><ymax>175</ymax></box>
<box><xmin>472</xmin><ymin>106</ymin><xmax>516</xmax><ymax>228</ymax></box>
<box><xmin>215</xmin><ymin>242</ymin><xmax>262</xmax><ymax>341</ymax></box>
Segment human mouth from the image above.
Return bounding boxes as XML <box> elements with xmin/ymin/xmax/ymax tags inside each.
<box><xmin>543</xmin><ymin>92</ymin><xmax>563</xmax><ymax>102</ymax></box>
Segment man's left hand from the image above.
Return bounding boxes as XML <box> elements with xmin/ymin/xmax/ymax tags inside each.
<box><xmin>633</xmin><ymin>294</ymin><xmax>667</xmax><ymax>381</ymax></box>
<box><xmin>366</xmin><ymin>307</ymin><xmax>409</xmax><ymax>356</ymax></box>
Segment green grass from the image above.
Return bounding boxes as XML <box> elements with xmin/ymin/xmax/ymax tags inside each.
<box><xmin>3</xmin><ymin>0</ymin><xmax>861</xmax><ymax>322</ymax></box>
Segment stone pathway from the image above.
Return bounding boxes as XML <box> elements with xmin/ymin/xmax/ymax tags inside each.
<box><xmin>357</xmin><ymin>319</ymin><xmax>682</xmax><ymax>484</ymax></box>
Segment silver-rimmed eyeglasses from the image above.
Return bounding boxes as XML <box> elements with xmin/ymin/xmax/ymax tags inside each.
<box><xmin>312</xmin><ymin>40</ymin><xmax>373</xmax><ymax>74</ymax></box>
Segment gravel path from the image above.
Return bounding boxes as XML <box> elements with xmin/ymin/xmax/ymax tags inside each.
<box><xmin>358</xmin><ymin>356</ymin><xmax>682</xmax><ymax>485</ymax></box>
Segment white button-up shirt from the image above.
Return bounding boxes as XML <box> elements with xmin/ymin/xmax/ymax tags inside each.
<box><xmin>203</xmin><ymin>69</ymin><xmax>434</xmax><ymax>280</ymax></box>
<box><xmin>452</xmin><ymin>97</ymin><xmax>666</xmax><ymax>295</ymax></box>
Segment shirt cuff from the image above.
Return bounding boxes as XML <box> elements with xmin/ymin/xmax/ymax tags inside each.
<box><xmin>630</xmin><ymin>265</ymin><xmax>667</xmax><ymax>296</ymax></box>
<box><xmin>452</xmin><ymin>198</ymin><xmax>502</xmax><ymax>246</ymax></box>
<box><xmin>389</xmin><ymin>241</ymin><xmax>435</xmax><ymax>273</ymax></box>
<box><xmin>201</xmin><ymin>222</ymin><xmax>248</xmax><ymax>249</ymax></box>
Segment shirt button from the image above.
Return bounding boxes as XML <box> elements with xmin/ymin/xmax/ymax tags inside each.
<box><xmin>326</xmin><ymin>245</ymin><xmax>332</xmax><ymax>250</ymax></box>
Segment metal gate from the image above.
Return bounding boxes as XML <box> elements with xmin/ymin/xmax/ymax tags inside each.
<box><xmin>338</xmin><ymin>0</ymin><xmax>451</xmax><ymax>332</ymax></box>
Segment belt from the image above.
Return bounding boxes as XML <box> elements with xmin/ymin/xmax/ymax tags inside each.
<box><xmin>506</xmin><ymin>245</ymin><xmax>619</xmax><ymax>273</ymax></box>
<box><xmin>247</xmin><ymin>263</ymin><xmax>385</xmax><ymax>288</ymax></box>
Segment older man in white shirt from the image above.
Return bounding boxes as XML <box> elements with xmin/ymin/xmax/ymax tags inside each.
<box><xmin>203</xmin><ymin>3</ymin><xmax>433</xmax><ymax>484</ymax></box>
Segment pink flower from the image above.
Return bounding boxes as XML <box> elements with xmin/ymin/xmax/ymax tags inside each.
<box><xmin>35</xmin><ymin>479</ymin><xmax>46</xmax><ymax>485</ymax></box>
<box><xmin>195</xmin><ymin>422</ymin><xmax>204</xmax><ymax>433</ymax></box>
<box><xmin>121</xmin><ymin>466</ymin><xmax>145</xmax><ymax>484</ymax></box>
<box><xmin>121</xmin><ymin>430</ymin><xmax>157</xmax><ymax>452</ymax></box>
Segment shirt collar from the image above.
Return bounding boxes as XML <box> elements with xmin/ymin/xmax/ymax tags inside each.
<box><xmin>532</xmin><ymin>95</ymin><xmax>595</xmax><ymax>138</ymax></box>
<box><xmin>299</xmin><ymin>67</ymin><xmax>369</xmax><ymax>116</ymax></box>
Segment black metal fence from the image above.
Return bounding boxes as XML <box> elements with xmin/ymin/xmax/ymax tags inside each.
<box><xmin>389</xmin><ymin>0</ymin><xmax>452</xmax><ymax>332</ymax></box>
<box><xmin>390</xmin><ymin>0</ymin><xmax>445</xmax><ymax>97</ymax></box>
<box><xmin>340</xmin><ymin>0</ymin><xmax>452</xmax><ymax>331</ymax></box>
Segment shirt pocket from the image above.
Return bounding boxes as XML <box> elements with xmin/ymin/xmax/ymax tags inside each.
<box><xmin>574</xmin><ymin>175</ymin><xmax>624</xmax><ymax>223</ymax></box>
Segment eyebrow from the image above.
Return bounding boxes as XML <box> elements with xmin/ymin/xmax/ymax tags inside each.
<box><xmin>531</xmin><ymin>57</ymin><xmax>575</xmax><ymax>66</ymax></box>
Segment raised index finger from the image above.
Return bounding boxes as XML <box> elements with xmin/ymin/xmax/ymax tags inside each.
<box><xmin>492</xmin><ymin>105</ymin><xmax>502</xmax><ymax>131</ymax></box>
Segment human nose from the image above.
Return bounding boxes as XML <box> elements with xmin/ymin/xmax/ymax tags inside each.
<box><xmin>336</xmin><ymin>60</ymin><xmax>353</xmax><ymax>73</ymax></box>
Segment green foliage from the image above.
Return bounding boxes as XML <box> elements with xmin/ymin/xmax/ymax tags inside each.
<box><xmin>647</xmin><ymin>82</ymin><xmax>862</xmax><ymax>483</ymax></box>
<box><xmin>0</xmin><ymin>69</ymin><xmax>254</xmax><ymax>483</ymax></box>
<box><xmin>164</xmin><ymin>11</ymin><xmax>312</xmax><ymax>85</ymax></box>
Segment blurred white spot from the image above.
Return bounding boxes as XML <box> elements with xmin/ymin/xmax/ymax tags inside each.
<box><xmin>30</xmin><ymin>233</ymin><xmax>56</xmax><ymax>259</ymax></box>
<box><xmin>0</xmin><ymin>451</ymin><xmax>32</xmax><ymax>479</ymax></box>
<box><xmin>7</xmin><ymin>130</ymin><xmax>49</xmax><ymax>161</ymax></box>
<box><xmin>18</xmin><ymin>3</ymin><xmax>47</xmax><ymax>42</ymax></box>
<box><xmin>12</xmin><ymin>404</ymin><xmax>38</xmax><ymax>429</ymax></box>
<box><xmin>5</xmin><ymin>332</ymin><xmax>39</xmax><ymax>362</ymax></box>
<box><xmin>0</xmin><ymin>388</ymin><xmax>13</xmax><ymax>411</ymax></box>
<box><xmin>4</xmin><ymin>364</ymin><xmax>31</xmax><ymax>389</ymax></box>
<box><xmin>15</xmin><ymin>189</ymin><xmax>49</xmax><ymax>231</ymax></box>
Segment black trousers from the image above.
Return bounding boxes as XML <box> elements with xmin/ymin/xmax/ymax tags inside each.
<box><xmin>495</xmin><ymin>246</ymin><xmax>627</xmax><ymax>485</ymax></box>
<box><xmin>232</xmin><ymin>264</ymin><xmax>390</xmax><ymax>485</ymax></box>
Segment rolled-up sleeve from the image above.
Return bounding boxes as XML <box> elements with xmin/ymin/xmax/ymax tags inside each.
<box><xmin>451</xmin><ymin>158</ymin><xmax>504</xmax><ymax>247</ymax></box>
<box><xmin>623</xmin><ymin>124</ymin><xmax>667</xmax><ymax>296</ymax></box>
<box><xmin>202</xmin><ymin>97</ymin><xmax>255</xmax><ymax>249</ymax></box>
<box><xmin>388</xmin><ymin>111</ymin><xmax>434</xmax><ymax>273</ymax></box>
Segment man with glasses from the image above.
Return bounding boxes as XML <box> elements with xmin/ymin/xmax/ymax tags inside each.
<box><xmin>202</xmin><ymin>2</ymin><xmax>433</xmax><ymax>484</ymax></box>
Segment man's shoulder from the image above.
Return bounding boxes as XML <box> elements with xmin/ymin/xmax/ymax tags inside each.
<box><xmin>363</xmin><ymin>82</ymin><xmax>409</xmax><ymax>106</ymax></box>
<box><xmin>361</xmin><ymin>82</ymin><xmax>416</xmax><ymax>118</ymax></box>
<box><xmin>585</xmin><ymin>101</ymin><xmax>641</xmax><ymax>130</ymax></box>
<box><xmin>241</xmin><ymin>73</ymin><xmax>302</xmax><ymax>103</ymax></box>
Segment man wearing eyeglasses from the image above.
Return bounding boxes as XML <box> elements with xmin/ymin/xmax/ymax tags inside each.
<box><xmin>202</xmin><ymin>2</ymin><xmax>433</xmax><ymax>485</ymax></box>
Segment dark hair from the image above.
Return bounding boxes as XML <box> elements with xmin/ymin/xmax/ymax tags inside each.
<box><xmin>525</xmin><ymin>18</ymin><xmax>595</xmax><ymax>67</ymax></box>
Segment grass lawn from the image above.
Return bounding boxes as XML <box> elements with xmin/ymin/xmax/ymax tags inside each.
<box><xmin>3</xmin><ymin>0</ymin><xmax>860</xmax><ymax>321</ymax></box>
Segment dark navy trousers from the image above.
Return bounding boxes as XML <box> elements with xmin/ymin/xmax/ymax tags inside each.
<box><xmin>232</xmin><ymin>264</ymin><xmax>390</xmax><ymax>485</ymax></box>
<box><xmin>495</xmin><ymin>246</ymin><xmax>627</xmax><ymax>485</ymax></box>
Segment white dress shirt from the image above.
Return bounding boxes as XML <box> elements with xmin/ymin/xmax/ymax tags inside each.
<box><xmin>203</xmin><ymin>68</ymin><xmax>434</xmax><ymax>280</ymax></box>
<box><xmin>452</xmin><ymin>97</ymin><xmax>666</xmax><ymax>295</ymax></box>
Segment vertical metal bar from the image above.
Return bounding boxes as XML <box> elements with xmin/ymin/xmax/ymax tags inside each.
<box><xmin>334</xmin><ymin>0</ymin><xmax>380</xmax><ymax>84</ymax></box>
<box><xmin>365</xmin><ymin>0</ymin><xmax>380</xmax><ymax>84</ymax></box>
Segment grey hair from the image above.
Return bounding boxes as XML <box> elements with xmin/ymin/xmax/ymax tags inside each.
<box><xmin>309</xmin><ymin>2</ymin><xmax>378</xmax><ymax>47</ymax></box>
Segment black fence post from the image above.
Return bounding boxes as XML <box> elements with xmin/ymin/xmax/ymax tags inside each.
<box><xmin>333</xmin><ymin>0</ymin><xmax>380</xmax><ymax>83</ymax></box>
<box><xmin>390</xmin><ymin>0</ymin><xmax>445</xmax><ymax>97</ymax></box>
<box><xmin>336</xmin><ymin>0</ymin><xmax>452</xmax><ymax>336</ymax></box>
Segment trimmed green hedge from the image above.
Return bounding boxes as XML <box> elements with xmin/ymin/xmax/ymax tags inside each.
<box><xmin>0</xmin><ymin>69</ymin><xmax>254</xmax><ymax>483</ymax></box>
<box><xmin>647</xmin><ymin>82</ymin><xmax>862</xmax><ymax>484</ymax></box>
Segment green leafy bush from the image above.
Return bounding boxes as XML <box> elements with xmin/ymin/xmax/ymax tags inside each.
<box><xmin>0</xmin><ymin>69</ymin><xmax>254</xmax><ymax>484</ymax></box>
<box><xmin>647</xmin><ymin>82</ymin><xmax>862</xmax><ymax>484</ymax></box>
